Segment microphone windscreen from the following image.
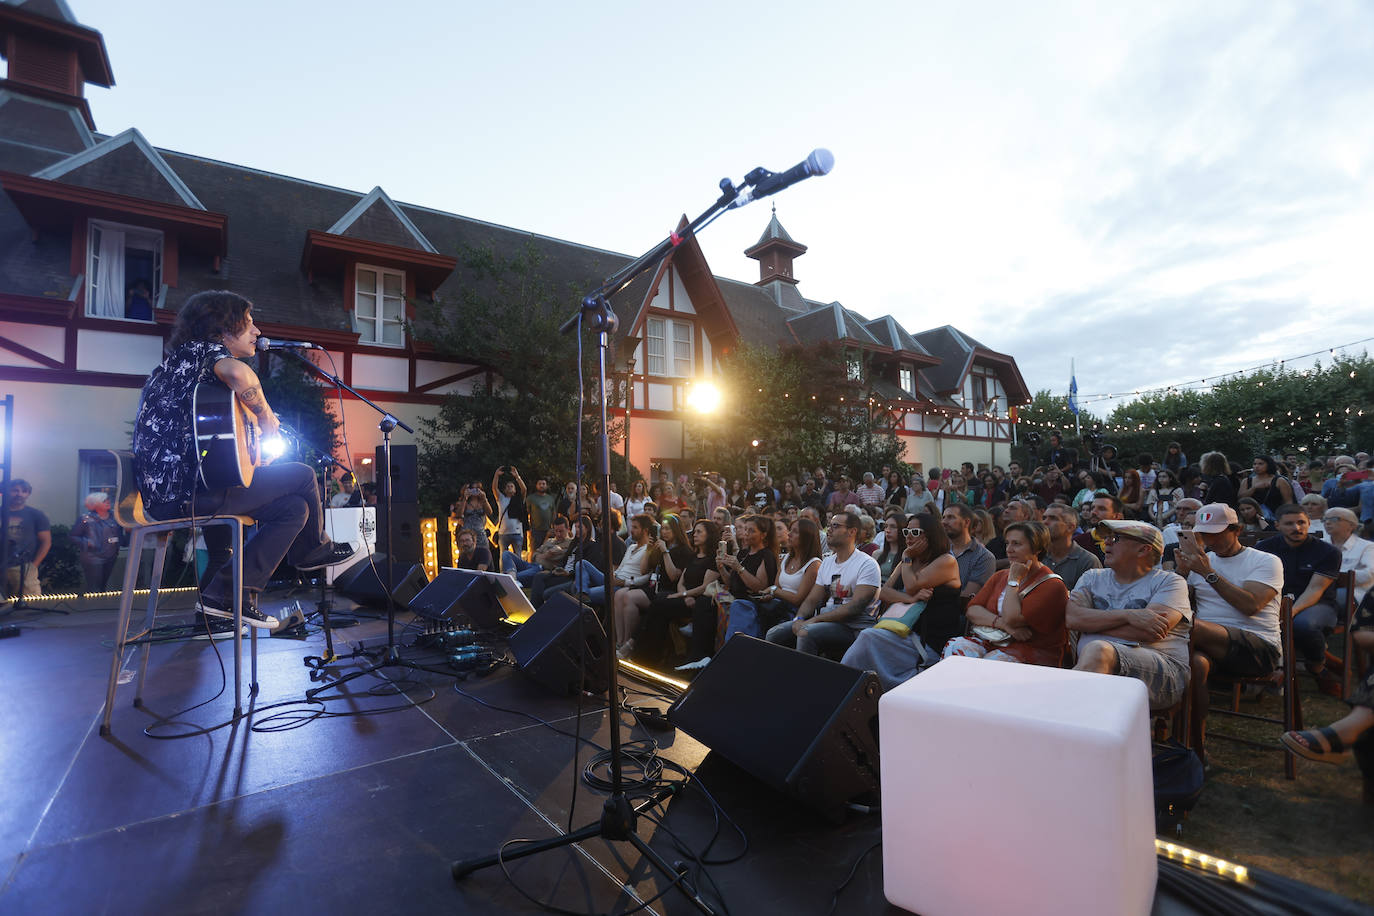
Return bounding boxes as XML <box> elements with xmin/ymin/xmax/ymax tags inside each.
<box><xmin>256</xmin><ymin>337</ymin><xmax>273</xmax><ymax>351</ymax></box>
<box><xmin>808</xmin><ymin>149</ymin><xmax>835</xmax><ymax>176</ymax></box>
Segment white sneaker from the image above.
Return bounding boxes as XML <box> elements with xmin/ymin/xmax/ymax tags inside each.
<box><xmin>615</xmin><ymin>640</ymin><xmax>635</xmax><ymax>660</ymax></box>
<box><xmin>675</xmin><ymin>656</ymin><xmax>711</xmax><ymax>671</ymax></box>
<box><xmin>678</xmin><ymin>623</ymin><xmax>693</xmax><ymax>638</ymax></box>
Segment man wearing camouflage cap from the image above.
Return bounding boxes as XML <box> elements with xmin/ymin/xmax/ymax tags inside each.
<box><xmin>1068</xmin><ymin>519</ymin><xmax>1192</xmax><ymax>707</ymax></box>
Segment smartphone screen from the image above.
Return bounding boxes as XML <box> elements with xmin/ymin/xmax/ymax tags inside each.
<box><xmin>717</xmin><ymin>541</ymin><xmax>727</xmax><ymax>559</ymax></box>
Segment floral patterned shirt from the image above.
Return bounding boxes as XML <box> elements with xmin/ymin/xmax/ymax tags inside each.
<box><xmin>132</xmin><ymin>340</ymin><xmax>232</xmax><ymax>506</ymax></box>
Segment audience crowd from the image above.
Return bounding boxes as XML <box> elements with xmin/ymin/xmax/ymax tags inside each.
<box><xmin>460</xmin><ymin>445</ymin><xmax>1374</xmax><ymax>795</ymax></box>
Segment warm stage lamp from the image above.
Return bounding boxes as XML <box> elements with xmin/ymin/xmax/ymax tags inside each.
<box><xmin>687</xmin><ymin>381</ymin><xmax>721</xmax><ymax>413</ymax></box>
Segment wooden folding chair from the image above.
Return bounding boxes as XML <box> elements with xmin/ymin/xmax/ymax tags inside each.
<box><xmin>1202</xmin><ymin>594</ymin><xmax>1302</xmax><ymax>779</ymax></box>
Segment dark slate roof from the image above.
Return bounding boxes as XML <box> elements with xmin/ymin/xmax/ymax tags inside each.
<box><xmin>863</xmin><ymin>315</ymin><xmax>933</xmax><ymax>358</ymax></box>
<box><xmin>718</xmin><ymin>277</ymin><xmax>795</xmax><ymax>349</ymax></box>
<box><xmin>0</xmin><ymin>91</ymin><xmax>92</xmax><ymax>155</ymax></box>
<box><xmin>912</xmin><ymin>325</ymin><xmax>971</xmax><ymax>394</ymax></box>
<box><xmin>329</xmin><ymin>186</ymin><xmax>437</xmax><ymax>253</ymax></box>
<box><xmin>12</xmin><ymin>0</ymin><xmax>78</xmax><ymax>23</ymax></box>
<box><xmin>753</xmin><ymin>210</ymin><xmax>796</xmax><ymax>247</ymax></box>
<box><xmin>36</xmin><ymin>129</ymin><xmax>202</xmax><ymax>208</ymax></box>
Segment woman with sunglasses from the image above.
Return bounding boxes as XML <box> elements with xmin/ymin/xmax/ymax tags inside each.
<box><xmin>839</xmin><ymin>514</ymin><xmax>962</xmax><ymax>691</ymax></box>
<box><xmin>943</xmin><ymin>520</ymin><xmax>1069</xmax><ymax>666</ymax></box>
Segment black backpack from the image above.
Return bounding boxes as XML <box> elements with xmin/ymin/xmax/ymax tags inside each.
<box><xmin>1153</xmin><ymin>739</ymin><xmax>1204</xmax><ymax>837</ymax></box>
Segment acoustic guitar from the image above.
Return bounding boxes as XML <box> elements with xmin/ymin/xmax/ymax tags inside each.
<box><xmin>193</xmin><ymin>381</ymin><xmax>263</xmax><ymax>490</ymax></box>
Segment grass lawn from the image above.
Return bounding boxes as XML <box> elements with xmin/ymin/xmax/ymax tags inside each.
<box><xmin>1173</xmin><ymin>678</ymin><xmax>1374</xmax><ymax>905</ymax></box>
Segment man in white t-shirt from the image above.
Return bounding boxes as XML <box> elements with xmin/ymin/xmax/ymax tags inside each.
<box><xmin>1176</xmin><ymin>502</ymin><xmax>1283</xmax><ymax>753</ymax></box>
<box><xmin>765</xmin><ymin>509</ymin><xmax>881</xmax><ymax>657</ymax></box>
<box><xmin>1070</xmin><ymin>520</ymin><xmax>1192</xmax><ymax>708</ymax></box>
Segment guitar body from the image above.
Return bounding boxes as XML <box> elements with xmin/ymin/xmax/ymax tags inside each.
<box><xmin>193</xmin><ymin>381</ymin><xmax>260</xmax><ymax>490</ymax></box>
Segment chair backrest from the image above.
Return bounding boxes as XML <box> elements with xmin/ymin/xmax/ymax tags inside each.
<box><xmin>1278</xmin><ymin>593</ymin><xmax>1295</xmax><ymax>666</ymax></box>
<box><xmin>109</xmin><ymin>449</ymin><xmax>151</xmax><ymax>529</ymax></box>
<box><xmin>1334</xmin><ymin>569</ymin><xmax>1355</xmax><ymax>623</ymax></box>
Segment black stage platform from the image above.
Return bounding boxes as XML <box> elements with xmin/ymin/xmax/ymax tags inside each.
<box><xmin>0</xmin><ymin>591</ymin><xmax>1360</xmax><ymax>915</ymax></box>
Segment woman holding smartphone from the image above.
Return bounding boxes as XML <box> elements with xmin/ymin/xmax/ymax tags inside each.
<box><xmin>631</xmin><ymin>520</ymin><xmax>721</xmax><ymax>667</ymax></box>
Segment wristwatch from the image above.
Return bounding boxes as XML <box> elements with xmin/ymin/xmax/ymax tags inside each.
<box><xmin>1204</xmin><ymin>572</ymin><xmax>1220</xmax><ymax>585</ymax></box>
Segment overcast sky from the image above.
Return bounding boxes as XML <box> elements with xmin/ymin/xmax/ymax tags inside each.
<box><xmin>75</xmin><ymin>0</ymin><xmax>1374</xmax><ymax>413</ymax></box>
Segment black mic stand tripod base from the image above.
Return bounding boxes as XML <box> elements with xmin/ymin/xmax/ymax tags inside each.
<box><xmin>450</xmin><ymin>185</ymin><xmax>745</xmax><ymax>913</ymax></box>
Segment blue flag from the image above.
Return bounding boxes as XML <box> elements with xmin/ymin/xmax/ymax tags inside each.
<box><xmin>1068</xmin><ymin>375</ymin><xmax>1079</xmax><ymax>415</ymax></box>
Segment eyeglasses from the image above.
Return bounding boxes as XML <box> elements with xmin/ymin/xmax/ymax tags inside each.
<box><xmin>901</xmin><ymin>528</ymin><xmax>925</xmax><ymax>538</ymax></box>
<box><xmin>1102</xmin><ymin>534</ymin><xmax>1146</xmax><ymax>547</ymax></box>
<box><xmin>1322</xmin><ymin>516</ymin><xmax>1346</xmax><ymax>524</ymax></box>
<box><xmin>827</xmin><ymin>522</ymin><xmax>847</xmax><ymax>530</ymax></box>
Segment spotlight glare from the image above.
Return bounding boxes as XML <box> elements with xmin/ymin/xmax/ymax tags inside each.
<box><xmin>686</xmin><ymin>382</ymin><xmax>721</xmax><ymax>413</ymax></box>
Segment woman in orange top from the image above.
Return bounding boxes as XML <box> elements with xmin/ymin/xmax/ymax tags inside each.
<box><xmin>943</xmin><ymin>520</ymin><xmax>1069</xmax><ymax>667</ymax></box>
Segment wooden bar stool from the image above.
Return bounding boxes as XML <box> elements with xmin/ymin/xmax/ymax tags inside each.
<box><xmin>100</xmin><ymin>450</ymin><xmax>258</xmax><ymax>736</ymax></box>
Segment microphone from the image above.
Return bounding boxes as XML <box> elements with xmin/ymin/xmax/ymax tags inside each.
<box><xmin>730</xmin><ymin>148</ymin><xmax>834</xmax><ymax>209</ymax></box>
<box><xmin>256</xmin><ymin>337</ymin><xmax>320</xmax><ymax>351</ymax></box>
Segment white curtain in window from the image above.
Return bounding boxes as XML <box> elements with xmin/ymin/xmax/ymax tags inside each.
<box><xmin>92</xmin><ymin>227</ymin><xmax>125</xmax><ymax>317</ymax></box>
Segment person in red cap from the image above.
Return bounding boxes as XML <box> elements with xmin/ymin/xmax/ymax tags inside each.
<box><xmin>1175</xmin><ymin>502</ymin><xmax>1284</xmax><ymax>756</ymax></box>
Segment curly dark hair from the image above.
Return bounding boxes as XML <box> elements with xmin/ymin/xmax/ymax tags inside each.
<box><xmin>167</xmin><ymin>290</ymin><xmax>253</xmax><ymax>350</ymax></box>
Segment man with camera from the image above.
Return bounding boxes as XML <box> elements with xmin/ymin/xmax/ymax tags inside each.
<box><xmin>491</xmin><ymin>466</ymin><xmax>528</xmax><ymax>562</ymax></box>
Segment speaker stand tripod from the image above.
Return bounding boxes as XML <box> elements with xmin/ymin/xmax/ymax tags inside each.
<box><xmin>450</xmin><ymin>173</ymin><xmax>757</xmax><ymax>915</ymax></box>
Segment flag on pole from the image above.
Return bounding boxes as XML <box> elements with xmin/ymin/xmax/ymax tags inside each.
<box><xmin>1068</xmin><ymin>373</ymin><xmax>1079</xmax><ymax>416</ymax></box>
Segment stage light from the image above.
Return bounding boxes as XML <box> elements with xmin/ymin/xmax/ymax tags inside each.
<box><xmin>1155</xmin><ymin>840</ymin><xmax>1249</xmax><ymax>882</ymax></box>
<box><xmin>686</xmin><ymin>381</ymin><xmax>721</xmax><ymax>413</ymax></box>
<box><xmin>421</xmin><ymin>518</ymin><xmax>439</xmax><ymax>581</ymax></box>
<box><xmin>360</xmin><ymin>457</ymin><xmax>372</xmax><ymax>465</ymax></box>
<box><xmin>261</xmin><ymin>435</ymin><xmax>288</xmax><ymax>460</ymax></box>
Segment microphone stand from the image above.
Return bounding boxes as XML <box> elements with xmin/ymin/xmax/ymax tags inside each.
<box><xmin>450</xmin><ymin>176</ymin><xmax>748</xmax><ymax>916</ymax></box>
<box><xmin>266</xmin><ymin>350</ymin><xmax>452</xmax><ymax>696</ymax></box>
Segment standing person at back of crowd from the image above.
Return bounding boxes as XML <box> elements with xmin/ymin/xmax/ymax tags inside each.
<box><xmin>526</xmin><ymin>477</ymin><xmax>556</xmax><ymax>551</ymax></box>
<box><xmin>491</xmin><ymin>465</ymin><xmax>528</xmax><ymax>561</ymax></box>
<box><xmin>1238</xmin><ymin>456</ymin><xmax>1294</xmax><ymax>521</ymax></box>
<box><xmin>71</xmin><ymin>492</ymin><xmax>120</xmax><ymax>594</ymax></box>
<box><xmin>1198</xmin><ymin>451</ymin><xmax>1237</xmax><ymax>508</ymax></box>
<box><xmin>1163</xmin><ymin>442</ymin><xmax>1188</xmax><ymax>474</ymax></box>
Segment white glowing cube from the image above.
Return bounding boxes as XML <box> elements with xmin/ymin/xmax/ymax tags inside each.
<box><xmin>879</xmin><ymin>655</ymin><xmax>1156</xmax><ymax>916</ymax></box>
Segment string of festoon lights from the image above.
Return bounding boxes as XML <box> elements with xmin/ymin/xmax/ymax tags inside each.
<box><xmin>731</xmin><ymin>337</ymin><xmax>1369</xmax><ymax>439</ymax></box>
<box><xmin>1063</xmin><ymin>336</ymin><xmax>1374</xmax><ymax>406</ymax></box>
<box><xmin>945</xmin><ymin>337</ymin><xmax>1370</xmax><ymax>437</ymax></box>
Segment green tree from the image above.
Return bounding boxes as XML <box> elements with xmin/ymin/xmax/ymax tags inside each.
<box><xmin>1095</xmin><ymin>352</ymin><xmax>1374</xmax><ymax>463</ymax></box>
<box><xmin>411</xmin><ymin>243</ymin><xmax>634</xmax><ymax>517</ymax></box>
<box><xmin>1013</xmin><ymin>389</ymin><xmax>1101</xmax><ymax>466</ymax></box>
<box><xmin>685</xmin><ymin>341</ymin><xmax>905</xmax><ymax>483</ymax></box>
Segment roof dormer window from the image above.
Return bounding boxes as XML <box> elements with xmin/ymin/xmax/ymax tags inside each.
<box><xmin>86</xmin><ymin>218</ymin><xmax>162</xmax><ymax>321</ymax></box>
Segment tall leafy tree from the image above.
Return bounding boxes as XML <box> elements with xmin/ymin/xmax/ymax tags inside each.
<box><xmin>411</xmin><ymin>243</ymin><xmax>632</xmax><ymax>516</ymax></box>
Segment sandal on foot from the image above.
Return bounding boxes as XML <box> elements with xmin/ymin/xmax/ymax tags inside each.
<box><xmin>1281</xmin><ymin>726</ymin><xmax>1350</xmax><ymax>764</ymax></box>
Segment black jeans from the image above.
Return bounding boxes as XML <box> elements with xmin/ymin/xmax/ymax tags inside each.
<box><xmin>151</xmin><ymin>462</ymin><xmax>327</xmax><ymax>599</ymax></box>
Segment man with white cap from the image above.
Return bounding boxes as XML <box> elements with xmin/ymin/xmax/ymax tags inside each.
<box><xmin>1068</xmin><ymin>519</ymin><xmax>1192</xmax><ymax>708</ymax></box>
<box><xmin>1176</xmin><ymin>503</ymin><xmax>1284</xmax><ymax>754</ymax></box>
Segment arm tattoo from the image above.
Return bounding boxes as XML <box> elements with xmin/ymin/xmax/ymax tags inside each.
<box><xmin>239</xmin><ymin>386</ymin><xmax>272</xmax><ymax>417</ymax></box>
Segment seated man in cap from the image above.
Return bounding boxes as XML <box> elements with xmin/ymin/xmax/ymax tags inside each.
<box><xmin>1068</xmin><ymin>520</ymin><xmax>1192</xmax><ymax>709</ymax></box>
<box><xmin>1176</xmin><ymin>503</ymin><xmax>1284</xmax><ymax>754</ymax></box>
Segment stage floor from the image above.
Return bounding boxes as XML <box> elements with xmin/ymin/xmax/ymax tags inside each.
<box><xmin>0</xmin><ymin>590</ymin><xmax>1357</xmax><ymax>915</ymax></box>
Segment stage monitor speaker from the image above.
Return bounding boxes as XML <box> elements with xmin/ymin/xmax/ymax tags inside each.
<box><xmin>666</xmin><ymin>635</ymin><xmax>881</xmax><ymax>822</ymax></box>
<box><xmin>334</xmin><ymin>555</ymin><xmax>428</xmax><ymax>609</ymax></box>
<box><xmin>375</xmin><ymin>444</ymin><xmax>418</xmax><ymax>505</ymax></box>
<box><xmin>510</xmin><ymin>592</ymin><xmax>608</xmax><ymax>696</ymax></box>
<box><xmin>376</xmin><ymin>502</ymin><xmax>421</xmax><ymax>566</ymax></box>
<box><xmin>409</xmin><ymin>568</ymin><xmax>505</xmax><ymax>631</ymax></box>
